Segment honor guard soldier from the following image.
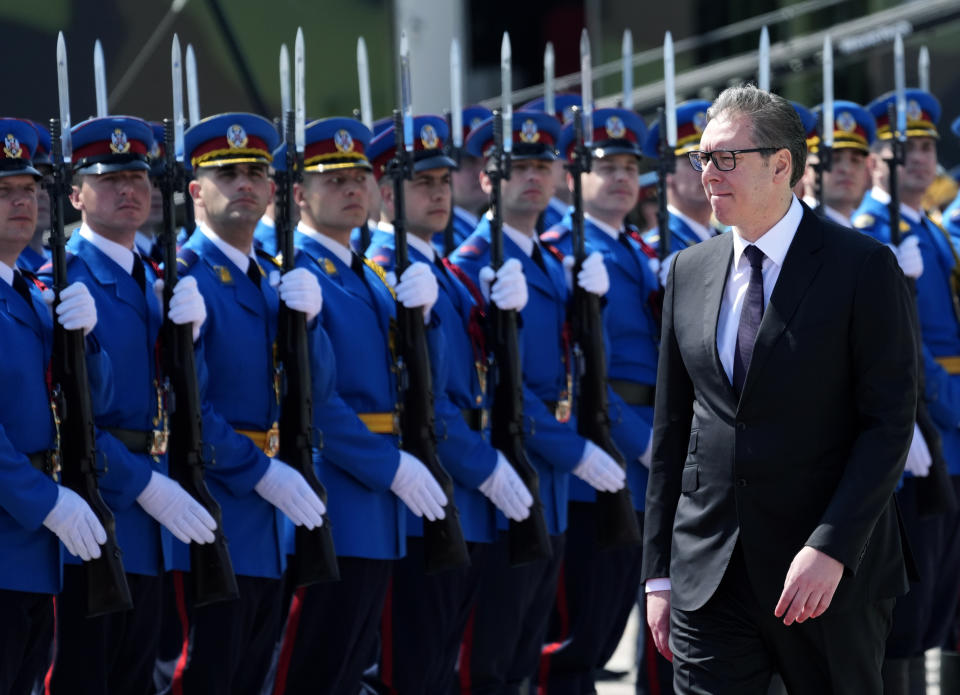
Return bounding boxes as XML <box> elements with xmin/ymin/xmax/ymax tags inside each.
<box><xmin>0</xmin><ymin>118</ymin><xmax>109</xmax><ymax>695</ymax></box>
<box><xmin>134</xmin><ymin>121</ymin><xmax>168</xmax><ymax>264</ymax></box>
<box><xmin>39</xmin><ymin>116</ymin><xmax>218</xmax><ymax>694</ymax></box>
<box><xmin>16</xmin><ymin>122</ymin><xmax>52</xmax><ymax>272</ymax></box>
<box><xmin>943</xmin><ymin>116</ymin><xmax>960</xmax><ymax>239</ymax></box>
<box><xmin>641</xmin><ymin>101</ymin><xmax>723</xmax><ymax>286</ymax></box>
<box><xmin>450</xmin><ymin>111</ymin><xmax>627</xmax><ymax>691</ymax></box>
<box><xmin>449</xmin><ymin>105</ymin><xmax>494</xmax><ymax>252</ymax></box>
<box><xmin>790</xmin><ymin>101</ymin><xmax>819</xmax><ymax>203</ymax></box>
<box><xmin>365</xmin><ymin>115</ymin><xmax>534</xmax><ymax>693</ymax></box>
<box><xmin>538</xmin><ymin>107</ymin><xmax>664</xmax><ymax>695</ymax></box>
<box><xmin>853</xmin><ymin>89</ymin><xmax>960</xmax><ymax>690</ymax></box>
<box><xmin>159</xmin><ymin>113</ymin><xmax>329</xmax><ymax>695</ymax></box>
<box><xmin>524</xmin><ymin>95</ymin><xmax>581</xmax><ymax>231</ymax></box>
<box><xmin>269</xmin><ymin>117</ymin><xmax>449</xmax><ymax>695</ymax></box>
<box><xmin>807</xmin><ymin>101</ymin><xmax>876</xmax><ymax>227</ymax></box>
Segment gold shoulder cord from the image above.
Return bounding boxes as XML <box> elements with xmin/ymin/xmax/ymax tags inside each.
<box><xmin>929</xmin><ymin>217</ymin><xmax>960</xmax><ymax>324</ymax></box>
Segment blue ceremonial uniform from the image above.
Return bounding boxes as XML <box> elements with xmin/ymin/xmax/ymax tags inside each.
<box><xmin>253</xmin><ymin>216</ymin><xmax>277</xmax><ymax>256</ymax></box>
<box><xmin>16</xmin><ymin>246</ymin><xmax>48</xmax><ymax>273</ymax></box>
<box><xmin>542</xmin><ymin>197</ymin><xmax>569</xmax><ymax>232</ymax></box>
<box><xmin>641</xmin><ymin>210</ymin><xmax>718</xmax><ymax>253</ymax></box>
<box><xmin>944</xmin><ymin>197</ymin><xmax>960</xmax><ymax>241</ymax></box>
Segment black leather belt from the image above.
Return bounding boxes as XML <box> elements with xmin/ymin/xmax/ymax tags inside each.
<box><xmin>461</xmin><ymin>408</ymin><xmax>488</xmax><ymax>431</ymax></box>
<box><xmin>28</xmin><ymin>450</ymin><xmax>60</xmax><ymax>477</ymax></box>
<box><xmin>105</xmin><ymin>427</ymin><xmax>167</xmax><ymax>456</ymax></box>
<box><xmin>609</xmin><ymin>380</ymin><xmax>656</xmax><ymax>406</ymax></box>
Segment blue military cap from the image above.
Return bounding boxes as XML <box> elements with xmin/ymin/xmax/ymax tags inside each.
<box><xmin>460</xmin><ymin>105</ymin><xmax>494</xmax><ymax>147</ymax></box>
<box><xmin>556</xmin><ymin>108</ymin><xmax>645</xmax><ymax>161</ymax></box>
<box><xmin>642</xmin><ymin>99</ymin><xmax>712</xmax><ymax>158</ymax></box>
<box><xmin>274</xmin><ymin>117</ymin><xmax>373</xmax><ymax>174</ymax></box>
<box><xmin>790</xmin><ymin>102</ymin><xmax>818</xmax><ymax>150</ymax></box>
<box><xmin>523</xmin><ymin>94</ymin><xmax>582</xmax><ymax>125</ymax></box>
<box><xmin>810</xmin><ymin>101</ymin><xmax>876</xmax><ymax>154</ymax></box>
<box><xmin>184</xmin><ymin>113</ymin><xmax>278</xmax><ymax>171</ymax></box>
<box><xmin>71</xmin><ymin>116</ymin><xmax>153</xmax><ymax>175</ymax></box>
<box><xmin>868</xmin><ymin>89</ymin><xmax>940</xmax><ymax>140</ymax></box>
<box><xmin>0</xmin><ymin>119</ymin><xmax>41</xmax><ymax>179</ymax></box>
<box><xmin>372</xmin><ymin>116</ymin><xmax>394</xmax><ymax>137</ymax></box>
<box><xmin>464</xmin><ymin>110</ymin><xmax>560</xmax><ymax>162</ymax></box>
<box><xmin>29</xmin><ymin>121</ymin><xmax>52</xmax><ymax>168</ymax></box>
<box><xmin>367</xmin><ymin>115</ymin><xmax>456</xmax><ymax>180</ymax></box>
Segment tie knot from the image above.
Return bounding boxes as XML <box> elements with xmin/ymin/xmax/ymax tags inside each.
<box><xmin>743</xmin><ymin>245</ymin><xmax>765</xmax><ymax>270</ymax></box>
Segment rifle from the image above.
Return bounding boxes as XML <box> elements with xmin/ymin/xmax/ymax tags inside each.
<box><xmin>816</xmin><ymin>35</ymin><xmax>834</xmax><ymax>211</ymax></box>
<box><xmin>487</xmin><ymin>108</ymin><xmax>552</xmax><ymax>566</ymax></box>
<box><xmin>275</xmin><ymin>29</ymin><xmax>340</xmax><ymax>586</ymax></box>
<box><xmin>388</xmin><ymin>46</ymin><xmax>469</xmax><ymax>571</ymax></box>
<box><xmin>48</xmin><ymin>34</ymin><xmax>132</xmax><ymax>618</ymax></box>
<box><xmin>566</xmin><ymin>107</ymin><xmax>642</xmax><ymax>550</ymax></box>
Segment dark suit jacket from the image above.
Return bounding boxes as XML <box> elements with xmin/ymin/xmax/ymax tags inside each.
<box><xmin>642</xmin><ymin>205</ymin><xmax>917</xmax><ymax>614</ymax></box>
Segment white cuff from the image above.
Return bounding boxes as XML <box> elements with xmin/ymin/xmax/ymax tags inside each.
<box><xmin>645</xmin><ymin>577</ymin><xmax>671</xmax><ymax>593</ymax></box>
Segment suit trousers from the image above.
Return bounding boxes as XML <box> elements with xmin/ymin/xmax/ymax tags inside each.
<box><xmin>155</xmin><ymin>572</ymin><xmax>280</xmax><ymax>695</ymax></box>
<box><xmin>0</xmin><ymin>589</ymin><xmax>53</xmax><ymax>695</ymax></box>
<box><xmin>670</xmin><ymin>541</ymin><xmax>893</xmax><ymax>695</ymax></box>
<box><xmin>271</xmin><ymin>556</ymin><xmax>391</xmax><ymax>695</ymax></box>
<box><xmin>49</xmin><ymin>566</ymin><xmax>161</xmax><ymax>695</ymax></box>
<box><xmin>538</xmin><ymin>503</ymin><xmax>644</xmax><ymax>694</ymax></box>
<box><xmin>455</xmin><ymin>531</ymin><xmax>566</xmax><ymax>695</ymax></box>
<box><xmin>375</xmin><ymin>538</ymin><xmax>489</xmax><ymax>694</ymax></box>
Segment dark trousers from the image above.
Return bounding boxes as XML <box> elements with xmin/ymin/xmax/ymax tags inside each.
<box><xmin>374</xmin><ymin>538</ymin><xmax>489</xmax><ymax>694</ymax></box>
<box><xmin>156</xmin><ymin>572</ymin><xmax>281</xmax><ymax>695</ymax></box>
<box><xmin>49</xmin><ymin>566</ymin><xmax>161</xmax><ymax>695</ymax></box>
<box><xmin>272</xmin><ymin>556</ymin><xmax>391</xmax><ymax>695</ymax></box>
<box><xmin>455</xmin><ymin>531</ymin><xmax>566</xmax><ymax>695</ymax></box>
<box><xmin>887</xmin><ymin>476</ymin><xmax>960</xmax><ymax>658</ymax></box>
<box><xmin>0</xmin><ymin>589</ymin><xmax>53</xmax><ymax>695</ymax></box>
<box><xmin>670</xmin><ymin>541</ymin><xmax>894</xmax><ymax>695</ymax></box>
<box><xmin>538</xmin><ymin>504</ymin><xmax>644</xmax><ymax>695</ymax></box>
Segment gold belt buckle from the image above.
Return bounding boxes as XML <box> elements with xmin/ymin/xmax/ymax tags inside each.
<box><xmin>150</xmin><ymin>428</ymin><xmax>169</xmax><ymax>457</ymax></box>
<box><xmin>265</xmin><ymin>422</ymin><xmax>280</xmax><ymax>458</ymax></box>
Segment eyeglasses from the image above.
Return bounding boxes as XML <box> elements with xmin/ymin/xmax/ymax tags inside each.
<box><xmin>687</xmin><ymin>147</ymin><xmax>783</xmax><ymax>172</ymax></box>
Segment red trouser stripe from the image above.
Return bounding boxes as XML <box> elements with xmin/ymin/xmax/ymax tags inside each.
<box><xmin>272</xmin><ymin>586</ymin><xmax>307</xmax><ymax>695</ymax></box>
<box><xmin>171</xmin><ymin>571</ymin><xmax>191</xmax><ymax>695</ymax></box>
<box><xmin>536</xmin><ymin>564</ymin><xmax>570</xmax><ymax>693</ymax></box>
<box><xmin>458</xmin><ymin>605</ymin><xmax>477</xmax><ymax>694</ymax></box>
<box><xmin>43</xmin><ymin>596</ymin><xmax>57</xmax><ymax>694</ymax></box>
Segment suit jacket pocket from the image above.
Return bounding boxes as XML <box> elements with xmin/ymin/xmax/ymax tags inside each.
<box><xmin>688</xmin><ymin>430</ymin><xmax>698</xmax><ymax>454</ymax></box>
<box><xmin>681</xmin><ymin>464</ymin><xmax>699</xmax><ymax>493</ymax></box>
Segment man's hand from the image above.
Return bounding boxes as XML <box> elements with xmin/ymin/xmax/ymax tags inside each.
<box><xmin>774</xmin><ymin>546</ymin><xmax>844</xmax><ymax>625</ymax></box>
<box><xmin>646</xmin><ymin>590</ymin><xmax>673</xmax><ymax>662</ymax></box>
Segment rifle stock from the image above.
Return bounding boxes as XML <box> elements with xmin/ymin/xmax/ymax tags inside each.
<box><xmin>276</xmin><ymin>111</ymin><xmax>340</xmax><ymax>587</ymax></box>
<box><xmin>488</xmin><ymin>110</ymin><xmax>552</xmax><ymax>566</ymax></box>
<box><xmin>47</xmin><ymin>118</ymin><xmax>133</xmax><ymax>617</ymax></box>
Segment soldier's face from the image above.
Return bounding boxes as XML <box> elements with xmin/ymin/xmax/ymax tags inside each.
<box><xmin>670</xmin><ymin>155</ymin><xmax>712</xmax><ymax>214</ymax></box>
<box><xmin>191</xmin><ymin>163</ymin><xmax>273</xmax><ymax>231</ymax></box>
<box><xmin>403</xmin><ymin>167</ymin><xmax>452</xmax><ymax>238</ymax></box>
<box><xmin>901</xmin><ymin>137</ymin><xmax>938</xmax><ymax>194</ymax></box>
<box><xmin>452</xmin><ymin>155</ymin><xmax>487</xmax><ymax>213</ymax></box>
<box><xmin>493</xmin><ymin>159</ymin><xmax>553</xmax><ymax>216</ymax></box>
<box><xmin>580</xmin><ymin>154</ymin><xmax>639</xmax><ymax>221</ymax></box>
<box><xmin>0</xmin><ymin>174</ymin><xmax>39</xmax><ymax>261</ymax></box>
<box><xmin>296</xmin><ymin>168</ymin><xmax>370</xmax><ymax>232</ymax></box>
<box><xmin>72</xmin><ymin>169</ymin><xmax>152</xmax><ymax>238</ymax></box>
<box><xmin>822</xmin><ymin>148</ymin><xmax>869</xmax><ymax>211</ymax></box>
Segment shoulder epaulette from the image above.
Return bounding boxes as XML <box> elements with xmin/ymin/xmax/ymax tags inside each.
<box><xmin>367</xmin><ymin>246</ymin><xmax>394</xmax><ymax>268</ymax></box>
<box><xmin>540</xmin><ymin>224</ymin><xmax>569</xmax><ymax>244</ymax></box>
<box><xmin>255</xmin><ymin>248</ymin><xmax>283</xmax><ymax>268</ymax></box>
<box><xmin>363</xmin><ymin>257</ymin><xmax>397</xmax><ymax>299</ymax></box>
<box><xmin>176</xmin><ymin>248</ymin><xmax>199</xmax><ymax>272</ymax></box>
<box><xmin>36</xmin><ymin>251</ymin><xmax>76</xmax><ymax>279</ymax></box>
<box><xmin>852</xmin><ymin>213</ymin><xmax>875</xmax><ymax>229</ymax></box>
<box><xmin>455</xmin><ymin>236</ymin><xmax>489</xmax><ymax>260</ymax></box>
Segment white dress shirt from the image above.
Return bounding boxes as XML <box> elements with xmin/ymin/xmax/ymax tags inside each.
<box><xmin>296</xmin><ymin>222</ymin><xmax>353</xmax><ymax>267</ymax></box>
<box><xmin>868</xmin><ymin>187</ymin><xmax>921</xmax><ymax>225</ymax></box>
<box><xmin>198</xmin><ymin>223</ymin><xmax>258</xmax><ymax>274</ymax></box>
<box><xmin>584</xmin><ymin>212</ymin><xmax>621</xmax><ymax>240</ymax></box>
<box><xmin>821</xmin><ymin>205</ymin><xmax>852</xmax><ymax>228</ymax></box>
<box><xmin>79</xmin><ymin>224</ymin><xmax>137</xmax><ymax>274</ymax></box>
<box><xmin>501</xmin><ymin>219</ymin><xmax>540</xmax><ymax>258</ymax></box>
<box><xmin>369</xmin><ymin>225</ymin><xmax>437</xmax><ymax>262</ymax></box>
<box><xmin>0</xmin><ymin>259</ymin><xmax>14</xmax><ymax>287</ymax></box>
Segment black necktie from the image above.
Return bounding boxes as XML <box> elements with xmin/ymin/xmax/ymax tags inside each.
<box><xmin>246</xmin><ymin>259</ymin><xmax>262</xmax><ymax>289</ymax></box>
<box><xmin>433</xmin><ymin>253</ymin><xmax>451</xmax><ymax>283</ymax></box>
<box><xmin>12</xmin><ymin>271</ymin><xmax>35</xmax><ymax>310</ymax></box>
<box><xmin>131</xmin><ymin>254</ymin><xmax>147</xmax><ymax>294</ymax></box>
<box><xmin>530</xmin><ymin>243</ymin><xmax>548</xmax><ymax>274</ymax></box>
<box><xmin>733</xmin><ymin>245</ymin><xmax>766</xmax><ymax>394</ymax></box>
<box><xmin>350</xmin><ymin>252</ymin><xmax>368</xmax><ymax>283</ymax></box>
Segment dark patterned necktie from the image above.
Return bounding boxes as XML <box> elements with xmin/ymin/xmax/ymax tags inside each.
<box><xmin>246</xmin><ymin>259</ymin><xmax>262</xmax><ymax>289</ymax></box>
<box><xmin>732</xmin><ymin>245</ymin><xmax>766</xmax><ymax>395</ymax></box>
<box><xmin>132</xmin><ymin>254</ymin><xmax>147</xmax><ymax>294</ymax></box>
<box><xmin>12</xmin><ymin>271</ymin><xmax>35</xmax><ymax>311</ymax></box>
<box><xmin>530</xmin><ymin>243</ymin><xmax>547</xmax><ymax>274</ymax></box>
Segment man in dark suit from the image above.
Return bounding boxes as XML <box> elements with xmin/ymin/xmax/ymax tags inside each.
<box><xmin>642</xmin><ymin>84</ymin><xmax>918</xmax><ymax>694</ymax></box>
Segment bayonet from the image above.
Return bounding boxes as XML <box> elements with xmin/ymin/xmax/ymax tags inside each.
<box><xmin>758</xmin><ymin>25</ymin><xmax>770</xmax><ymax>91</ymax></box>
<box><xmin>664</xmin><ymin>31</ymin><xmax>676</xmax><ymax>148</ymax></box>
<box><xmin>622</xmin><ymin>30</ymin><xmax>633</xmax><ymax>110</ymax></box>
<box><xmin>894</xmin><ymin>33</ymin><xmax>907</xmax><ymax>144</ymax></box>
<box><xmin>280</xmin><ymin>43</ymin><xmax>291</xmax><ymax>138</ymax></box>
<box><xmin>919</xmin><ymin>46</ymin><xmax>930</xmax><ymax>93</ymax></box>
<box><xmin>501</xmin><ymin>33</ymin><xmax>512</xmax><ymax>154</ymax></box>
<box><xmin>172</xmin><ymin>35</ymin><xmax>185</xmax><ymax>162</ymax></box>
<box><xmin>94</xmin><ymin>39</ymin><xmax>108</xmax><ymax>118</ymax></box>
<box><xmin>295</xmin><ymin>29</ymin><xmax>305</xmax><ymax>155</ymax></box>
<box><xmin>399</xmin><ymin>32</ymin><xmax>414</xmax><ymax>153</ymax></box>
<box><xmin>544</xmin><ymin>42</ymin><xmax>555</xmax><ymax>116</ymax></box>
<box><xmin>357</xmin><ymin>37</ymin><xmax>373</xmax><ymax>130</ymax></box>
<box><xmin>450</xmin><ymin>39</ymin><xmax>463</xmax><ymax>149</ymax></box>
<box><xmin>580</xmin><ymin>30</ymin><xmax>593</xmax><ymax>147</ymax></box>
<box><xmin>186</xmin><ymin>44</ymin><xmax>200</xmax><ymax>127</ymax></box>
<box><xmin>57</xmin><ymin>32</ymin><xmax>72</xmax><ymax>163</ymax></box>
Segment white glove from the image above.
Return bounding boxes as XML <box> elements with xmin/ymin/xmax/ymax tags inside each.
<box><xmin>390</xmin><ymin>450</ymin><xmax>447</xmax><ymax>520</ymax></box>
<box><xmin>904</xmin><ymin>423</ymin><xmax>932</xmax><ymax>477</ymax></box>
<box><xmin>658</xmin><ymin>250</ymin><xmax>679</xmax><ymax>287</ymax></box>
<box><xmin>154</xmin><ymin>276</ymin><xmax>207</xmax><ymax>341</ymax></box>
<box><xmin>43</xmin><ymin>282</ymin><xmax>97</xmax><ymax>335</ymax></box>
<box><xmin>573</xmin><ymin>440</ymin><xmax>626</xmax><ymax>492</ymax></box>
<box><xmin>254</xmin><ymin>459</ymin><xmax>326</xmax><ymax>529</ymax></box>
<box><xmin>395</xmin><ymin>262</ymin><xmax>439</xmax><ymax>324</ymax></box>
<box><xmin>42</xmin><ymin>486</ymin><xmax>107</xmax><ymax>561</ymax></box>
<box><xmin>887</xmin><ymin>235</ymin><xmax>923</xmax><ymax>279</ymax></box>
<box><xmin>563</xmin><ymin>251</ymin><xmax>610</xmax><ymax>296</ymax></box>
<box><xmin>136</xmin><ymin>471</ymin><xmax>218</xmax><ymax>544</ymax></box>
<box><xmin>478</xmin><ymin>452</ymin><xmax>534</xmax><ymax>521</ymax></box>
<box><xmin>479</xmin><ymin>258</ymin><xmax>529</xmax><ymax>311</ymax></box>
<box><xmin>279</xmin><ymin>267</ymin><xmax>323</xmax><ymax>322</ymax></box>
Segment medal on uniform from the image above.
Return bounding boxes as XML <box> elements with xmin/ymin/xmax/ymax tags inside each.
<box><xmin>150</xmin><ymin>377</ymin><xmax>170</xmax><ymax>457</ymax></box>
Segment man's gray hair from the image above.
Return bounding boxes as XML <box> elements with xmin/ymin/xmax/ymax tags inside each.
<box><xmin>706</xmin><ymin>84</ymin><xmax>807</xmax><ymax>187</ymax></box>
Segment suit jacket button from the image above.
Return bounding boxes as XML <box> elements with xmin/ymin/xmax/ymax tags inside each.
<box><xmin>737</xmin><ymin>422</ymin><xmax>746</xmax><ymax>432</ymax></box>
<box><xmin>737</xmin><ymin>478</ymin><xmax>748</xmax><ymax>487</ymax></box>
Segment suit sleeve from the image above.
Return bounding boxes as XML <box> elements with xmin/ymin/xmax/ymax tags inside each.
<box><xmin>804</xmin><ymin>245</ymin><xmax>917</xmax><ymax>571</ymax></box>
<box><xmin>642</xmin><ymin>252</ymin><xmax>694</xmax><ymax>583</ymax></box>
